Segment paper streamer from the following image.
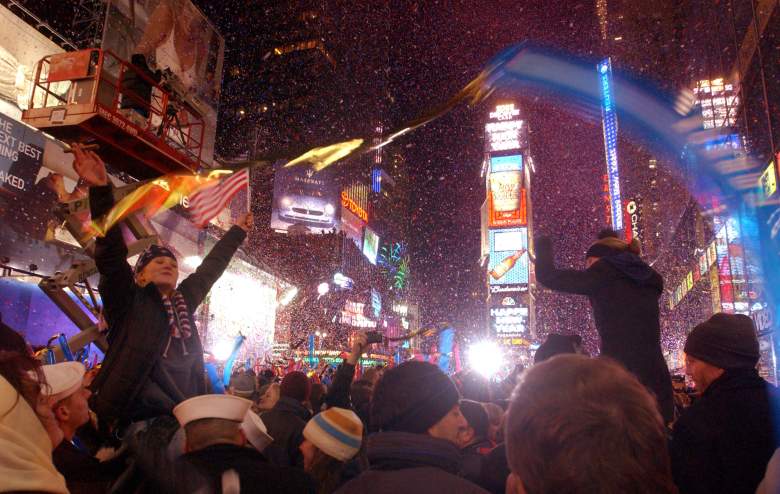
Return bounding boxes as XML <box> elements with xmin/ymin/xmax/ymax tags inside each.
<box><xmin>222</xmin><ymin>334</ymin><xmax>246</xmax><ymax>387</ymax></box>
<box><xmin>58</xmin><ymin>333</ymin><xmax>75</xmax><ymax>362</ymax></box>
<box><xmin>205</xmin><ymin>362</ymin><xmax>225</xmax><ymax>394</ymax></box>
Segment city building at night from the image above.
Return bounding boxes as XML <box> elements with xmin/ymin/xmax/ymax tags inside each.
<box><xmin>480</xmin><ymin>101</ymin><xmax>536</xmax><ymax>362</ymax></box>
<box><xmin>0</xmin><ymin>1</ymin><xmax>290</xmax><ymax>365</ymax></box>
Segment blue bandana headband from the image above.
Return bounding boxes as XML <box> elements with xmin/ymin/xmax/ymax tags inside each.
<box><xmin>134</xmin><ymin>244</ymin><xmax>176</xmax><ymax>275</ymax></box>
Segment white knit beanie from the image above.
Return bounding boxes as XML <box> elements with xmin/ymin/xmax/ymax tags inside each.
<box><xmin>303</xmin><ymin>407</ymin><xmax>363</xmax><ymax>462</ymax></box>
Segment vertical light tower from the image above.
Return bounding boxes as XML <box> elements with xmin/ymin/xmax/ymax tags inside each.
<box><xmin>482</xmin><ymin>102</ymin><xmax>535</xmax><ymax>359</ymax></box>
<box><xmin>598</xmin><ymin>58</ymin><xmax>624</xmax><ymax>233</ymax></box>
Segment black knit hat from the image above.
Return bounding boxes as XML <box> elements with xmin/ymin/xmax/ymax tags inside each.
<box><xmin>370</xmin><ymin>361</ymin><xmax>460</xmax><ymax>434</ymax></box>
<box><xmin>534</xmin><ymin>334</ymin><xmax>580</xmax><ymax>364</ymax></box>
<box><xmin>684</xmin><ymin>313</ymin><xmax>759</xmax><ymax>369</ymax></box>
<box><xmin>134</xmin><ymin>244</ymin><xmax>176</xmax><ymax>274</ymax></box>
<box><xmin>585</xmin><ymin>230</ymin><xmax>641</xmax><ymax>259</ymax></box>
<box><xmin>459</xmin><ymin>399</ymin><xmax>489</xmax><ymax>440</ymax></box>
<box><xmin>280</xmin><ymin>371</ymin><xmax>311</xmax><ymax>402</ymax></box>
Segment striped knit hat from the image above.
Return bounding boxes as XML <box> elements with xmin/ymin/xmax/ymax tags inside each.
<box><xmin>303</xmin><ymin>407</ymin><xmax>363</xmax><ymax>462</ymax></box>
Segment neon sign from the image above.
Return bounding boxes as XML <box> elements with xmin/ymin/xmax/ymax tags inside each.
<box><xmin>341</xmin><ymin>191</ymin><xmax>368</xmax><ymax>222</ymax></box>
<box><xmin>598</xmin><ymin>58</ymin><xmax>623</xmax><ymax>232</ymax></box>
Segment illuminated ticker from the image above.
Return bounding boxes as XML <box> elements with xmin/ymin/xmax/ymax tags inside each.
<box><xmin>598</xmin><ymin>57</ymin><xmax>623</xmax><ymax>232</ymax></box>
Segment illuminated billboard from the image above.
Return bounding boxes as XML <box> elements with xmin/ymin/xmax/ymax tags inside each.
<box><xmin>485</xmin><ymin>103</ymin><xmax>523</xmax><ymax>152</ymax></box>
<box><xmin>488</xmin><ymin>228</ymin><xmax>529</xmax><ymax>286</ymax></box>
<box><xmin>694</xmin><ymin>78</ymin><xmax>739</xmax><ymax>129</ymax></box>
<box><xmin>102</xmin><ymin>0</ymin><xmax>225</xmax><ymax>165</ymax></box>
<box><xmin>488</xmin><ymin>155</ymin><xmax>526</xmax><ymax>227</ymax></box>
<box><xmin>271</xmin><ymin>163</ymin><xmax>339</xmax><ymax>234</ymax></box>
<box><xmin>624</xmin><ymin>199</ymin><xmax>641</xmax><ymax>242</ymax></box>
<box><xmin>759</xmin><ymin>159</ymin><xmax>777</xmax><ymax>200</ymax></box>
<box><xmin>490</xmin><ymin>305</ymin><xmax>528</xmax><ymax>337</ymax></box>
<box><xmin>598</xmin><ymin>58</ymin><xmax>623</xmax><ymax>232</ymax></box>
<box><xmin>363</xmin><ymin>227</ymin><xmax>379</xmax><ymax>265</ymax></box>
<box><xmin>341</xmin><ymin>208</ymin><xmax>364</xmax><ymax>249</ymax></box>
<box><xmin>341</xmin><ymin>301</ymin><xmax>376</xmax><ymax>328</ymax></box>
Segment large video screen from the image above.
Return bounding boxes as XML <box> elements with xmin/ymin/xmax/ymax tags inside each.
<box><xmin>488</xmin><ymin>228</ymin><xmax>529</xmax><ymax>286</ymax></box>
<box><xmin>271</xmin><ymin>163</ymin><xmax>340</xmax><ymax>234</ymax></box>
<box><xmin>102</xmin><ymin>0</ymin><xmax>225</xmax><ymax>165</ymax></box>
<box><xmin>363</xmin><ymin>227</ymin><xmax>379</xmax><ymax>265</ymax></box>
<box><xmin>488</xmin><ymin>155</ymin><xmax>526</xmax><ymax>228</ymax></box>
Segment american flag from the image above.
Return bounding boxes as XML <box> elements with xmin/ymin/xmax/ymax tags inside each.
<box><xmin>188</xmin><ymin>168</ymin><xmax>249</xmax><ymax>227</ymax></box>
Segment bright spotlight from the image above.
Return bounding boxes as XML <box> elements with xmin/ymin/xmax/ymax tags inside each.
<box><xmin>468</xmin><ymin>340</ymin><xmax>504</xmax><ymax>378</ymax></box>
<box><xmin>280</xmin><ymin>286</ymin><xmax>299</xmax><ymax>306</ymax></box>
<box><xmin>213</xmin><ymin>339</ymin><xmax>233</xmax><ymax>361</ymax></box>
<box><xmin>317</xmin><ymin>282</ymin><xmax>330</xmax><ymax>296</ymax></box>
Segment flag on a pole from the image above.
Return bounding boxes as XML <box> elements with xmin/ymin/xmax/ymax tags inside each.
<box><xmin>188</xmin><ymin>168</ymin><xmax>249</xmax><ymax>227</ymax></box>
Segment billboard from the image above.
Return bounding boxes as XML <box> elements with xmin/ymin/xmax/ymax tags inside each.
<box><xmin>488</xmin><ymin>228</ymin><xmax>529</xmax><ymax>286</ymax></box>
<box><xmin>490</xmin><ymin>305</ymin><xmax>528</xmax><ymax>337</ymax></box>
<box><xmin>363</xmin><ymin>227</ymin><xmax>379</xmax><ymax>265</ymax></box>
<box><xmin>759</xmin><ymin>159</ymin><xmax>777</xmax><ymax>200</ymax></box>
<box><xmin>488</xmin><ymin>155</ymin><xmax>527</xmax><ymax>227</ymax></box>
<box><xmin>271</xmin><ymin>163</ymin><xmax>339</xmax><ymax>234</ymax></box>
<box><xmin>0</xmin><ymin>112</ymin><xmax>52</xmax><ymax>241</ymax></box>
<box><xmin>598</xmin><ymin>58</ymin><xmax>623</xmax><ymax>232</ymax></box>
<box><xmin>102</xmin><ymin>0</ymin><xmax>225</xmax><ymax>165</ymax></box>
<box><xmin>341</xmin><ymin>208</ymin><xmax>364</xmax><ymax>249</ymax></box>
<box><xmin>0</xmin><ymin>4</ymin><xmax>65</xmax><ymax>115</ymax></box>
<box><xmin>624</xmin><ymin>199</ymin><xmax>641</xmax><ymax>242</ymax></box>
<box><xmin>485</xmin><ymin>103</ymin><xmax>523</xmax><ymax>152</ymax></box>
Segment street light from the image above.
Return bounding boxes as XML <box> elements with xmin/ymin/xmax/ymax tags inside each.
<box><xmin>317</xmin><ymin>282</ymin><xmax>330</xmax><ymax>297</ymax></box>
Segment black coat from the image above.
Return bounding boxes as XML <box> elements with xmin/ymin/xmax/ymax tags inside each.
<box><xmin>88</xmin><ymin>185</ymin><xmax>246</xmax><ymax>424</ymax></box>
<box><xmin>670</xmin><ymin>368</ymin><xmax>780</xmax><ymax>494</ymax></box>
<box><xmin>335</xmin><ymin>431</ymin><xmax>489</xmax><ymax>494</ymax></box>
<box><xmin>261</xmin><ymin>396</ymin><xmax>311</xmax><ymax>467</ymax></box>
<box><xmin>52</xmin><ymin>439</ymin><xmax>124</xmax><ymax>494</ymax></box>
<box><xmin>179</xmin><ymin>443</ymin><xmax>316</xmax><ymax>494</ymax></box>
<box><xmin>535</xmin><ymin>237</ymin><xmax>674</xmax><ymax>421</ymax></box>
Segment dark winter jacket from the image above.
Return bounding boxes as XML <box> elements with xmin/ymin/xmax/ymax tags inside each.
<box><xmin>478</xmin><ymin>443</ymin><xmax>510</xmax><ymax>494</ymax></box>
<box><xmin>335</xmin><ymin>431</ymin><xmax>489</xmax><ymax>494</ymax></box>
<box><xmin>534</xmin><ymin>237</ymin><xmax>674</xmax><ymax>421</ymax></box>
<box><xmin>52</xmin><ymin>439</ymin><xmax>124</xmax><ymax>494</ymax></box>
<box><xmin>324</xmin><ymin>362</ymin><xmax>356</xmax><ymax>410</ymax></box>
<box><xmin>261</xmin><ymin>396</ymin><xmax>312</xmax><ymax>467</ymax></box>
<box><xmin>670</xmin><ymin>368</ymin><xmax>780</xmax><ymax>494</ymax></box>
<box><xmin>88</xmin><ymin>184</ymin><xmax>246</xmax><ymax>424</ymax></box>
<box><xmin>460</xmin><ymin>439</ymin><xmax>495</xmax><ymax>490</ymax></box>
<box><xmin>179</xmin><ymin>443</ymin><xmax>316</xmax><ymax>494</ymax></box>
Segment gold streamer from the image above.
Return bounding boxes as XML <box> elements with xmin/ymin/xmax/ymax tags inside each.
<box><xmin>88</xmin><ymin>173</ymin><xmax>223</xmax><ymax>237</ymax></box>
<box><xmin>88</xmin><ymin>59</ymin><xmax>502</xmax><ymax>236</ymax></box>
<box><xmin>283</xmin><ymin>138</ymin><xmax>364</xmax><ymax>171</ymax></box>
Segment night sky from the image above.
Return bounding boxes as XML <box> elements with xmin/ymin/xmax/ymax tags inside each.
<box><xmin>193</xmin><ymin>0</ymin><xmax>611</xmax><ymax>337</ymax></box>
<box><xmin>18</xmin><ymin>0</ymin><xmax>693</xmax><ymax>345</ymax></box>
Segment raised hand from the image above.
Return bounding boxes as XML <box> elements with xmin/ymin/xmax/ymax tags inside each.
<box><xmin>71</xmin><ymin>143</ymin><xmax>108</xmax><ymax>186</ymax></box>
<box><xmin>235</xmin><ymin>212</ymin><xmax>254</xmax><ymax>232</ymax></box>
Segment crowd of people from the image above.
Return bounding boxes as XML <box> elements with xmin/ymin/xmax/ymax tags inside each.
<box><xmin>1</xmin><ymin>146</ymin><xmax>780</xmax><ymax>493</ymax></box>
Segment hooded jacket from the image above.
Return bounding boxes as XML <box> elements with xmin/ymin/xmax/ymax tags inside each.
<box><xmin>670</xmin><ymin>368</ymin><xmax>780</xmax><ymax>494</ymax></box>
<box><xmin>88</xmin><ymin>184</ymin><xmax>246</xmax><ymax>424</ymax></box>
<box><xmin>335</xmin><ymin>431</ymin><xmax>489</xmax><ymax>494</ymax></box>
<box><xmin>535</xmin><ymin>236</ymin><xmax>674</xmax><ymax>421</ymax></box>
<box><xmin>260</xmin><ymin>396</ymin><xmax>312</xmax><ymax>467</ymax></box>
<box><xmin>0</xmin><ymin>376</ymin><xmax>68</xmax><ymax>493</ymax></box>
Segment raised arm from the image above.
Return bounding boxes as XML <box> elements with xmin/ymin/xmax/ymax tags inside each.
<box><xmin>75</xmin><ymin>145</ymin><xmax>135</xmax><ymax>330</ymax></box>
<box><xmin>324</xmin><ymin>333</ymin><xmax>370</xmax><ymax>410</ymax></box>
<box><xmin>534</xmin><ymin>236</ymin><xmax>600</xmax><ymax>296</ymax></box>
<box><xmin>177</xmin><ymin>213</ymin><xmax>251</xmax><ymax>311</ymax></box>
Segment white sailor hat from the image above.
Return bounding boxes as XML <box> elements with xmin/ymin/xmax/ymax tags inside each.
<box><xmin>173</xmin><ymin>394</ymin><xmax>252</xmax><ymax>427</ymax></box>
<box><xmin>241</xmin><ymin>410</ymin><xmax>273</xmax><ymax>452</ymax></box>
<box><xmin>39</xmin><ymin>362</ymin><xmax>86</xmax><ymax>402</ymax></box>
